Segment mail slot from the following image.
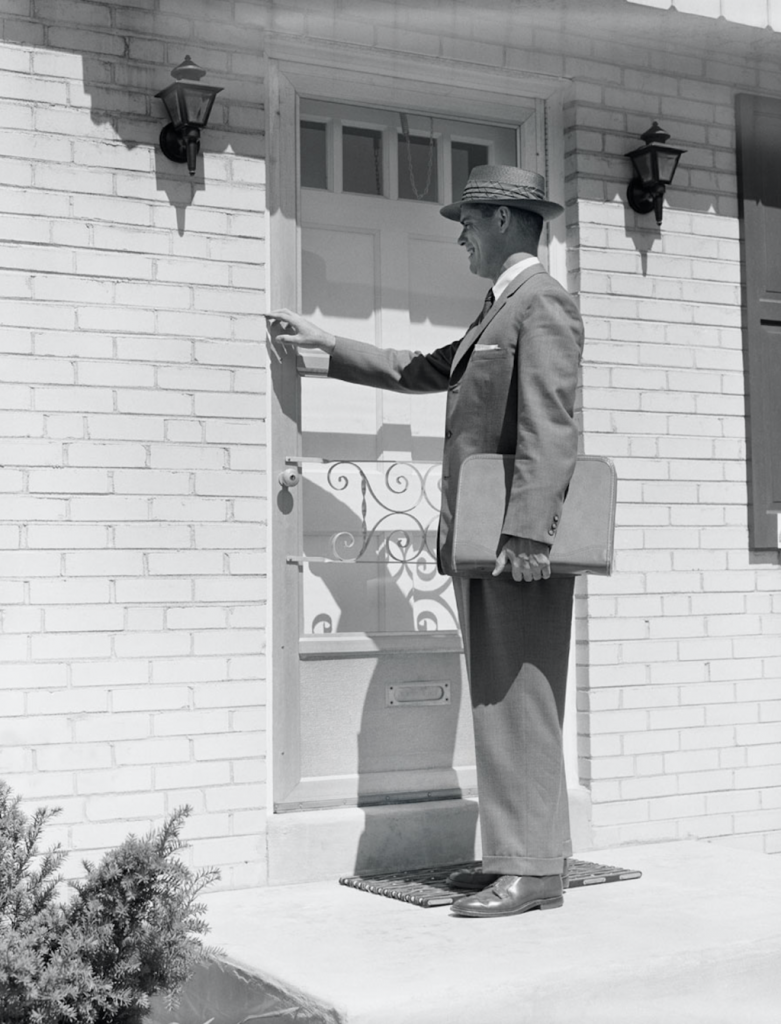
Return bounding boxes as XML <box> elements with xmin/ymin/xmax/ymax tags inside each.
<box><xmin>386</xmin><ymin>682</ymin><xmax>451</xmax><ymax>707</ymax></box>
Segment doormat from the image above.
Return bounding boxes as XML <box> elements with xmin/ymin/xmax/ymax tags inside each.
<box><xmin>339</xmin><ymin>859</ymin><xmax>642</xmax><ymax>908</ymax></box>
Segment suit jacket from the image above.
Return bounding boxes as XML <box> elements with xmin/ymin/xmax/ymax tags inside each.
<box><xmin>328</xmin><ymin>264</ymin><xmax>584</xmax><ymax>575</ymax></box>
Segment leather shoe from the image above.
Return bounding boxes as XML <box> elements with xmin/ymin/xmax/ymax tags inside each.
<box><xmin>450</xmin><ymin>873</ymin><xmax>563</xmax><ymax>918</ymax></box>
<box><xmin>446</xmin><ymin>866</ymin><xmax>501</xmax><ymax>891</ymax></box>
<box><xmin>448</xmin><ymin>858</ymin><xmax>569</xmax><ymax>891</ymax></box>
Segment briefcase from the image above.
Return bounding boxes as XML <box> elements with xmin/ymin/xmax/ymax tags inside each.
<box><xmin>450</xmin><ymin>454</ymin><xmax>617</xmax><ymax>577</ymax></box>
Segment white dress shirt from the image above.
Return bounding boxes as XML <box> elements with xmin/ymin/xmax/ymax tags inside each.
<box><xmin>492</xmin><ymin>255</ymin><xmax>541</xmax><ymax>302</ymax></box>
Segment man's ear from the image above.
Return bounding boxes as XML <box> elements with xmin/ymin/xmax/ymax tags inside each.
<box><xmin>496</xmin><ymin>205</ymin><xmax>512</xmax><ymax>233</ymax></box>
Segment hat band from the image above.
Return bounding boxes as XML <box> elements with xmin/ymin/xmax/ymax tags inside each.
<box><xmin>461</xmin><ymin>181</ymin><xmax>546</xmax><ymax>203</ymax></box>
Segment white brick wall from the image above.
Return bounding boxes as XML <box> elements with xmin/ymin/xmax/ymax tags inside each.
<box><xmin>2</xmin><ymin>0</ymin><xmax>780</xmax><ymax>885</ymax></box>
<box><xmin>0</xmin><ymin>0</ymin><xmax>268</xmax><ymax>889</ymax></box>
<box><xmin>560</xmin><ymin>11</ymin><xmax>781</xmax><ymax>855</ymax></box>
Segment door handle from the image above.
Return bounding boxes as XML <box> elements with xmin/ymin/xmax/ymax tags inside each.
<box><xmin>278</xmin><ymin>466</ymin><xmax>301</xmax><ymax>488</ymax></box>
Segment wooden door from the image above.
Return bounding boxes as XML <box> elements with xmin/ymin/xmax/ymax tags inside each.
<box><xmin>272</xmin><ymin>98</ymin><xmax>533</xmax><ymax>814</ymax></box>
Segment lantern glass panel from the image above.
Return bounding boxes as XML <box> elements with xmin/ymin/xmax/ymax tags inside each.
<box><xmin>182</xmin><ymin>85</ymin><xmax>217</xmax><ymax>127</ymax></box>
<box><xmin>632</xmin><ymin>149</ymin><xmax>655</xmax><ymax>185</ymax></box>
<box><xmin>160</xmin><ymin>84</ymin><xmax>186</xmax><ymax>128</ymax></box>
<box><xmin>655</xmin><ymin>150</ymin><xmax>680</xmax><ymax>184</ymax></box>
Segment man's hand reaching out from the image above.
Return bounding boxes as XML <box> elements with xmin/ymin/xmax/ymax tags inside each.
<box><xmin>264</xmin><ymin>309</ymin><xmax>336</xmax><ymax>353</ymax></box>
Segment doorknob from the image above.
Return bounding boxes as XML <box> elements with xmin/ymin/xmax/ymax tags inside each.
<box><xmin>278</xmin><ymin>466</ymin><xmax>300</xmax><ymax>488</ymax></box>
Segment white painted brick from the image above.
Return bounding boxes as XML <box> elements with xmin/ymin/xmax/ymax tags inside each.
<box><xmin>166</xmin><ymin>607</ymin><xmax>226</xmax><ymax>630</ymax></box>
<box><xmin>152</xmin><ymin>709</ymin><xmax>230</xmax><ymax>736</ymax></box>
<box><xmin>108</xmin><ymin>678</ymin><xmax>185</xmax><ymax>711</ymax></box>
<box><xmin>116</xmin><ymin>389</ymin><xmax>192</xmax><ymax>417</ymax></box>
<box><xmin>70</xmin><ymin>496</ymin><xmax>150</xmax><ymax>520</ymax></box>
<box><xmin>149</xmin><ymin>445</ymin><xmax>224</xmax><ymax>470</ymax></box>
<box><xmin>115</xmin><ymin>736</ymin><xmax>190</xmax><ymax>766</ymax></box>
<box><xmin>151</xmin><ymin>657</ymin><xmax>228</xmax><ymax>685</ymax></box>
<box><xmin>151</xmin><ymin>497</ymin><xmax>228</xmax><ymax>521</ymax></box>
<box><xmin>34</xmin><ymin>386</ymin><xmax>114</xmax><ymax>413</ymax></box>
<box><xmin>70</xmin><ymin>711</ymin><xmax>150</xmax><ymax>744</ymax></box>
<box><xmin>64</xmin><ymin>551</ymin><xmax>144</xmax><ymax>576</ymax></box>
<box><xmin>28</xmin><ymin>577</ymin><xmax>111</xmax><ymax>605</ymax></box>
<box><xmin>114</xmin><ymin>469</ymin><xmax>190</xmax><ymax>494</ymax></box>
<box><xmin>71</xmin><ymin>661</ymin><xmax>149</xmax><ymax>688</ymax></box>
<box><xmin>113</xmin><ymin>631</ymin><xmax>191</xmax><ymax>659</ymax></box>
<box><xmin>679</xmin><ymin>726</ymin><xmax>736</xmax><ymax>750</ymax></box>
<box><xmin>706</xmin><ymin>703</ymin><xmax>759</xmax><ymax>726</ymax></box>
<box><xmin>67</xmin><ymin>442</ymin><xmax>147</xmax><ymax>467</ymax></box>
<box><xmin>2</xmin><ymin>551</ymin><xmax>61</xmax><ymax>576</ymax></box>
<box><xmin>26</xmin><ymin>688</ymin><xmax>107</xmax><ymax>716</ymax></box>
<box><xmin>2</xmin><ymin>606</ymin><xmax>42</xmax><ymax>633</ymax></box>
<box><xmin>26</xmin><ymin>524</ymin><xmax>108</xmax><ymax>548</ymax></box>
<box><xmin>227</xmin><ymin>553</ymin><xmax>265</xmax><ymax>576</ymax></box>
<box><xmin>44</xmin><ymin>605</ymin><xmax>124</xmax><ymax>633</ymax></box>
<box><xmin>192</xmin><ymin>733</ymin><xmax>263</xmax><ymax>760</ymax></box>
<box><xmin>44</xmin><ymin>414</ymin><xmax>88</xmax><ymax>439</ymax></box>
<box><xmin>147</xmin><ymin>551</ymin><xmax>224</xmax><ymax>575</ymax></box>
<box><xmin>154</xmin><ymin>761</ymin><xmax>231</xmax><ymax>789</ymax></box>
<box><xmin>623</xmin><ymin>730</ymin><xmax>680</xmax><ymax>755</ymax></box>
<box><xmin>0</xmin><ymin>525</ymin><xmax>20</xmax><ymax>548</ymax></box>
<box><xmin>126</xmin><ymin>607</ymin><xmax>165</xmax><ymax>632</ymax></box>
<box><xmin>87</xmin><ymin>791</ymin><xmax>166</xmax><ymax>823</ymax></box>
<box><xmin>76</xmin><ymin>766</ymin><xmax>154</xmax><ymax>796</ymax></box>
<box><xmin>189</xmin><ymin>834</ymin><xmax>263</xmax><ymax>868</ymax></box>
<box><xmin>114</xmin><ymin>577</ymin><xmax>192</xmax><ymax>604</ymax></box>
<box><xmin>114</xmin><ymin>524</ymin><xmax>191</xmax><ymax>548</ymax></box>
<box><xmin>193</xmin><ymin>681</ymin><xmax>260</xmax><ymax>709</ymax></box>
<box><xmin>204</xmin><ymin>783</ymin><xmax>265</xmax><ymax>813</ymax></box>
<box><xmin>735</xmin><ymin>722</ymin><xmax>781</xmax><ymax>746</ymax></box>
<box><xmin>0</xmin><ymin>745</ymin><xmax>33</xmax><ymax>775</ymax></box>
<box><xmin>88</xmin><ymin>415</ymin><xmax>165</xmax><ymax>441</ymax></box>
<box><xmin>193</xmin><ymin>630</ymin><xmax>264</xmax><ymax>656</ymax></box>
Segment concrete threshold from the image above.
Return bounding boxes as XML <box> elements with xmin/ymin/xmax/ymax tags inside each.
<box><xmin>148</xmin><ymin>840</ymin><xmax>781</xmax><ymax>1024</ymax></box>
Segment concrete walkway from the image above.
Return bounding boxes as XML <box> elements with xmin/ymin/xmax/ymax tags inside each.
<box><xmin>149</xmin><ymin>840</ymin><xmax>781</xmax><ymax>1024</ymax></box>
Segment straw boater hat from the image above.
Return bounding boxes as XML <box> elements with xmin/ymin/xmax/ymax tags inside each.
<box><xmin>440</xmin><ymin>165</ymin><xmax>563</xmax><ymax>222</ymax></box>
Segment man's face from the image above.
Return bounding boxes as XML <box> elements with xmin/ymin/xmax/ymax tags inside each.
<box><xmin>458</xmin><ymin>205</ymin><xmax>504</xmax><ymax>280</ymax></box>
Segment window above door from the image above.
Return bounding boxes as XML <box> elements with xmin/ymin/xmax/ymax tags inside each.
<box><xmin>300</xmin><ymin>100</ymin><xmax>518</xmax><ymax>205</ymax></box>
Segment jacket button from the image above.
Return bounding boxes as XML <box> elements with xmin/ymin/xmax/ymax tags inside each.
<box><xmin>445</xmin><ymin>429</ymin><xmax>452</xmax><ymax>438</ymax></box>
<box><xmin>548</xmin><ymin>528</ymin><xmax>556</xmax><ymax>536</ymax></box>
<box><xmin>553</xmin><ymin>515</ymin><xmax>559</xmax><ymax>523</ymax></box>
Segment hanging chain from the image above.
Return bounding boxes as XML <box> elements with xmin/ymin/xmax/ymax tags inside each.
<box><xmin>399</xmin><ymin>113</ymin><xmax>436</xmax><ymax>200</ymax></box>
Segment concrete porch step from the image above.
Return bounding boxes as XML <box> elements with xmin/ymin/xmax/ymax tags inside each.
<box><xmin>149</xmin><ymin>840</ymin><xmax>781</xmax><ymax>1024</ymax></box>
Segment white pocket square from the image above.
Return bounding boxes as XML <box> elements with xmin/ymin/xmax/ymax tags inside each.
<box><xmin>474</xmin><ymin>343</ymin><xmax>500</xmax><ymax>351</ymax></box>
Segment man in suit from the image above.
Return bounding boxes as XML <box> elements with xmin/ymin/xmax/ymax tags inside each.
<box><xmin>267</xmin><ymin>166</ymin><xmax>584</xmax><ymax>918</ymax></box>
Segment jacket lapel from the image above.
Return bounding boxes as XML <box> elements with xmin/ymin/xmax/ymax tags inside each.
<box><xmin>449</xmin><ymin>264</ymin><xmax>545</xmax><ymax>378</ymax></box>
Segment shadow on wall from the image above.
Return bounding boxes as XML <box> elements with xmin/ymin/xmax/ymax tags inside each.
<box><xmin>2</xmin><ymin>12</ymin><xmax>265</xmax><ymax>235</ymax></box>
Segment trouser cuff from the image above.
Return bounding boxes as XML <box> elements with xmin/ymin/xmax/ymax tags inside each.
<box><xmin>482</xmin><ymin>854</ymin><xmax>567</xmax><ymax>876</ymax></box>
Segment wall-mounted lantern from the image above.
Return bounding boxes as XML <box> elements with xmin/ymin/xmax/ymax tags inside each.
<box><xmin>626</xmin><ymin>122</ymin><xmax>685</xmax><ymax>226</ymax></box>
<box><xmin>155</xmin><ymin>56</ymin><xmax>223</xmax><ymax>176</ymax></box>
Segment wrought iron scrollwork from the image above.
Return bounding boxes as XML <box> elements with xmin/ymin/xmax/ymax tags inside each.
<box><xmin>320</xmin><ymin>460</ymin><xmax>442</xmax><ymax>564</ymax></box>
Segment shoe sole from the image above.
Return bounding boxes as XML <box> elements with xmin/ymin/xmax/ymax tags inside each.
<box><xmin>451</xmin><ymin>895</ymin><xmax>564</xmax><ymax>918</ymax></box>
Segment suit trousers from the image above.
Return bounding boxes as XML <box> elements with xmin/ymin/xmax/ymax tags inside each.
<box><xmin>454</xmin><ymin>574</ymin><xmax>575</xmax><ymax>876</ymax></box>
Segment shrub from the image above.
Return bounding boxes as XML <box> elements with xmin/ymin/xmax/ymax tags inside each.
<box><xmin>0</xmin><ymin>781</ymin><xmax>219</xmax><ymax>1024</ymax></box>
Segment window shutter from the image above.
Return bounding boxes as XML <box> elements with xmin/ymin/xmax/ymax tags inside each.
<box><xmin>735</xmin><ymin>93</ymin><xmax>781</xmax><ymax>551</ymax></box>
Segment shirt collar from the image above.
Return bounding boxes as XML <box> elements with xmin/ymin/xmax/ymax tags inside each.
<box><xmin>492</xmin><ymin>256</ymin><xmax>540</xmax><ymax>302</ymax></box>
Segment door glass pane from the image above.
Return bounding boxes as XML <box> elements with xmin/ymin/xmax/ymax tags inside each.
<box><xmin>452</xmin><ymin>141</ymin><xmax>489</xmax><ymax>201</ymax></box>
<box><xmin>343</xmin><ymin>127</ymin><xmax>383</xmax><ymax>195</ymax></box>
<box><xmin>301</xmin><ymin>121</ymin><xmax>327</xmax><ymax>190</ymax></box>
<box><xmin>398</xmin><ymin>134</ymin><xmax>438</xmax><ymax>202</ymax></box>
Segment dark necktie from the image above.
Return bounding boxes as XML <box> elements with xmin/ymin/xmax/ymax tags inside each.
<box><xmin>480</xmin><ymin>288</ymin><xmax>495</xmax><ymax>321</ymax></box>
<box><xmin>466</xmin><ymin>288</ymin><xmax>494</xmax><ymax>333</ymax></box>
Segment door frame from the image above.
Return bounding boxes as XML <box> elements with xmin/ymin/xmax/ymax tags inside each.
<box><xmin>265</xmin><ymin>36</ymin><xmax>573</xmax><ymax>816</ymax></box>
